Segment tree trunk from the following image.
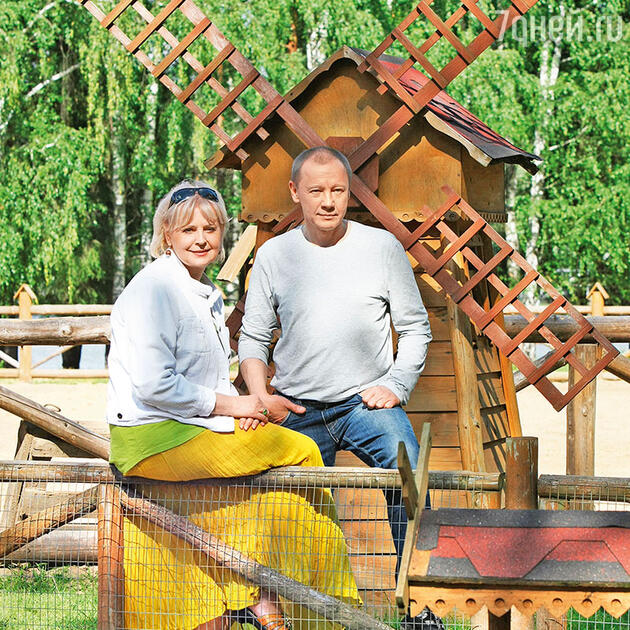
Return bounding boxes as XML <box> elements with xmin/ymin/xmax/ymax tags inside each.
<box><xmin>522</xmin><ymin>15</ymin><xmax>563</xmax><ymax>356</ymax></box>
<box><xmin>524</xmin><ymin>27</ymin><xmax>562</xmax><ymax>305</ymax></box>
<box><xmin>504</xmin><ymin>163</ymin><xmax>521</xmax><ymax>283</ymax></box>
<box><xmin>111</xmin><ymin>122</ymin><xmax>126</xmax><ymax>301</ymax></box>
<box><xmin>139</xmin><ymin>80</ymin><xmax>159</xmax><ymax>268</ymax></box>
<box><xmin>305</xmin><ymin>11</ymin><xmax>329</xmax><ymax>70</ymax></box>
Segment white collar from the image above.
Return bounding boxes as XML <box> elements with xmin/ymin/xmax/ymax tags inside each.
<box><xmin>161</xmin><ymin>252</ymin><xmax>218</xmax><ymax>299</ymax></box>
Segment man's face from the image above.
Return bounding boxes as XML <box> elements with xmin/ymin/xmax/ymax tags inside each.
<box><xmin>289</xmin><ymin>157</ymin><xmax>350</xmax><ymax>243</ymax></box>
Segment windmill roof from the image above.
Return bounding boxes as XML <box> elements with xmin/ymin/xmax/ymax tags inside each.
<box><xmin>209</xmin><ymin>46</ymin><xmax>540</xmax><ymax>173</ymax></box>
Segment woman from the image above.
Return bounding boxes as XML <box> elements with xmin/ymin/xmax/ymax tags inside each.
<box><xmin>107</xmin><ymin>181</ymin><xmax>359</xmax><ymax>630</ymax></box>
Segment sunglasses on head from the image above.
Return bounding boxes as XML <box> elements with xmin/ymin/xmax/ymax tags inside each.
<box><xmin>169</xmin><ymin>187</ymin><xmax>219</xmax><ymax>208</ymax></box>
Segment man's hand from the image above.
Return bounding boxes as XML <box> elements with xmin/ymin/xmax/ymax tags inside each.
<box><xmin>360</xmin><ymin>386</ymin><xmax>400</xmax><ymax>409</ymax></box>
<box><xmin>261</xmin><ymin>393</ymin><xmax>306</xmax><ymax>423</ymax></box>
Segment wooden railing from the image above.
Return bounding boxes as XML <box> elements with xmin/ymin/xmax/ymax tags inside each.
<box><xmin>1</xmin><ymin>282</ymin><xmax>629</xmax><ymax>382</ymax></box>
<box><xmin>0</xmin><ymin>284</ymin><xmax>111</xmax><ymax>381</ymax></box>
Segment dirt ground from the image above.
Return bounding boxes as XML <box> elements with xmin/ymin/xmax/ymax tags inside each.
<box><xmin>0</xmin><ymin>375</ymin><xmax>628</xmax><ymax>476</ymax></box>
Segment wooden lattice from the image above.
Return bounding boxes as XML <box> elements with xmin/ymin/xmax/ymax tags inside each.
<box><xmin>392</xmin><ymin>187</ymin><xmax>619</xmax><ymax>411</ymax></box>
<box><xmin>77</xmin><ymin>0</ymin><xmax>621</xmax><ymax>411</ymax></box>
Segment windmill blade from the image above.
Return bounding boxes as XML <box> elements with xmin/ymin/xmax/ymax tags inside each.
<box><xmin>79</xmin><ymin>0</ymin><xmax>325</xmax><ymax>158</ymax></box>
<box><xmin>393</xmin><ymin>186</ymin><xmax>619</xmax><ymax>412</ymax></box>
<box><xmin>349</xmin><ymin>0</ymin><xmax>539</xmax><ymax>172</ymax></box>
<box><xmin>77</xmin><ymin>1</ymin><xmax>618</xmax><ymax>411</ymax></box>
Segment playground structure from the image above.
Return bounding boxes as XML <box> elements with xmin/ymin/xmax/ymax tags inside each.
<box><xmin>1</xmin><ymin>0</ymin><xmax>630</xmax><ymax>628</ymax></box>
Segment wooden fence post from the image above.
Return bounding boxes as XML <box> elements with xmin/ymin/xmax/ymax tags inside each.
<box><xmin>587</xmin><ymin>282</ymin><xmax>608</xmax><ymax>318</ymax></box>
<box><xmin>14</xmin><ymin>284</ymin><xmax>36</xmax><ymax>382</ymax></box>
<box><xmin>565</xmin><ymin>282</ymin><xmax>602</xmax><ymax>488</ymax></box>
<box><xmin>505</xmin><ymin>437</ymin><xmax>538</xmax><ymax>510</ymax></box>
<box><xmin>566</xmin><ymin>345</ymin><xmax>597</xmax><ymax>479</ymax></box>
<box><xmin>98</xmin><ymin>484</ymin><xmax>124</xmax><ymax>630</ymax></box>
<box><xmin>502</xmin><ymin>438</ymin><xmax>538</xmax><ymax>630</ymax></box>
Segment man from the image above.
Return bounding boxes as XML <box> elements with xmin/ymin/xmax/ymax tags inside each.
<box><xmin>238</xmin><ymin>146</ymin><xmax>436</xmax><ymax>628</ymax></box>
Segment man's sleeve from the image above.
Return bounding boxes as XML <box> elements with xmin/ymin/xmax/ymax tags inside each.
<box><xmin>238</xmin><ymin>251</ymin><xmax>278</xmax><ymax>365</ymax></box>
<box><xmin>377</xmin><ymin>238</ymin><xmax>432</xmax><ymax>405</ymax></box>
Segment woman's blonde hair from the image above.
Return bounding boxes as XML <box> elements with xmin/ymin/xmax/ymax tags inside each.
<box><xmin>150</xmin><ymin>179</ymin><xmax>229</xmax><ymax>263</ymax></box>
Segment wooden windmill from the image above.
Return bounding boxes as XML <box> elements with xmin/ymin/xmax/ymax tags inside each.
<box><xmin>78</xmin><ymin>0</ymin><xmax>619</xmax><ymax>481</ymax></box>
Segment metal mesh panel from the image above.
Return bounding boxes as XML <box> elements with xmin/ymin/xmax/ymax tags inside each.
<box><xmin>0</xmin><ymin>461</ymin><xmax>501</xmax><ymax>629</ymax></box>
<box><xmin>537</xmin><ymin>475</ymin><xmax>630</xmax><ymax>629</ymax></box>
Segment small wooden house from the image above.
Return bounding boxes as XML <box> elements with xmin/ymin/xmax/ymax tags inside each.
<box><xmin>213</xmin><ymin>47</ymin><xmax>539</xmax><ymax>482</ymax></box>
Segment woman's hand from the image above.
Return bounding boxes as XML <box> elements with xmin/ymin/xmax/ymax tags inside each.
<box><xmin>214</xmin><ymin>393</ymin><xmax>270</xmax><ymax>431</ymax></box>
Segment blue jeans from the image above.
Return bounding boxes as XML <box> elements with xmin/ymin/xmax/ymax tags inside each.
<box><xmin>280</xmin><ymin>393</ymin><xmax>427</xmax><ymax>572</ymax></box>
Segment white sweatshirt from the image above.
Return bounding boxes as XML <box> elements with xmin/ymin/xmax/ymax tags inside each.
<box><xmin>239</xmin><ymin>221</ymin><xmax>432</xmax><ymax>405</ymax></box>
<box><xmin>107</xmin><ymin>253</ymin><xmax>235</xmax><ymax>432</ymax></box>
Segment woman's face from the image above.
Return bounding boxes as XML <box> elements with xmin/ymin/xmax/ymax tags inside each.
<box><xmin>167</xmin><ymin>205</ymin><xmax>223</xmax><ymax>280</ymax></box>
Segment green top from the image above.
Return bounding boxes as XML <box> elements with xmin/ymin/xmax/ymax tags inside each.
<box><xmin>109</xmin><ymin>420</ymin><xmax>204</xmax><ymax>474</ymax></box>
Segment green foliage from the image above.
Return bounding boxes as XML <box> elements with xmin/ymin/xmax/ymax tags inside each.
<box><xmin>0</xmin><ymin>0</ymin><xmax>628</xmax><ymax>305</ymax></box>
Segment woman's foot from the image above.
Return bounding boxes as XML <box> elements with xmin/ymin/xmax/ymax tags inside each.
<box><xmin>248</xmin><ymin>594</ymin><xmax>290</xmax><ymax>629</ymax></box>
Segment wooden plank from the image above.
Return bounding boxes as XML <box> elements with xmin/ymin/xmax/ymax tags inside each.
<box><xmin>474</xmin><ymin>339</ymin><xmax>501</xmax><ymax>374</ymax></box>
<box><xmin>101</xmin><ymin>0</ymin><xmax>134</xmax><ymax>28</ymax></box>
<box><xmin>426</xmin><ymin>308</ymin><xmax>450</xmax><ymax>341</ymax></box>
<box><xmin>341</xmin><ymin>519</ymin><xmax>396</xmax><ymax>555</ymax></box>
<box><xmin>422</xmin><ymin>341</ymin><xmax>454</xmax><ymax>376</ymax></box>
<box><xmin>406</xmin><ymin>412</ymin><xmax>459</xmax><ymax>447</ymax></box>
<box><xmin>0</xmin><ymin>385</ymin><xmax>110</xmax><ymax>459</ymax></box>
<box><xmin>126</xmin><ymin>0</ymin><xmax>185</xmax><ymax>54</ymax></box>
<box><xmin>177</xmin><ymin>43</ymin><xmax>235</xmax><ymax>104</ymax></box>
<box><xmin>152</xmin><ymin>16</ymin><xmax>211</xmax><ymax>78</ymax></box>
<box><xmin>350</xmin><ymin>554</ymin><xmax>397</xmax><ymax>590</ymax></box>
<box><xmin>416</xmin><ymin>275</ymin><xmax>447</xmax><ymax>308</ymax></box>
<box><xmin>336</xmin><ymin>489</ymin><xmax>389</xmax><ymax>522</ymax></box>
<box><xmin>201</xmin><ymin>69</ymin><xmax>259</xmax><ymax>128</ymax></box>
<box><xmin>217</xmin><ymin>223</ymin><xmax>257</xmax><ymax>282</ymax></box>
<box><xmin>448</xmin><ymin>257</ymin><xmax>485</xmax><ymax>479</ymax></box>
<box><xmin>478</xmin><ymin>373</ymin><xmax>506</xmax><ymax>409</ymax></box>
<box><xmin>407</xmin><ymin>376</ymin><xmax>458</xmax><ymax>412</ymax></box>
<box><xmin>429</xmin><ymin>447</ymin><xmax>462</xmax><ymax>470</ymax></box>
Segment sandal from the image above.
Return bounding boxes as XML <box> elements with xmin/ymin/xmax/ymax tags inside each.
<box><xmin>246</xmin><ymin>609</ymin><xmax>292</xmax><ymax>630</ymax></box>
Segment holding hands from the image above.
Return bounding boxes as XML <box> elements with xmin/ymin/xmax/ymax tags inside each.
<box><xmin>214</xmin><ymin>392</ymin><xmax>305</xmax><ymax>432</ymax></box>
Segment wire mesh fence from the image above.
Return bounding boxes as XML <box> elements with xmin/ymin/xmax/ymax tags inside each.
<box><xmin>536</xmin><ymin>474</ymin><xmax>630</xmax><ymax>630</ymax></box>
<box><xmin>0</xmin><ymin>460</ymin><xmax>499</xmax><ymax>630</ymax></box>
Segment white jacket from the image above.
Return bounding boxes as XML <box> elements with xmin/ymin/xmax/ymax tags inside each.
<box><xmin>106</xmin><ymin>253</ymin><xmax>235</xmax><ymax>432</ymax></box>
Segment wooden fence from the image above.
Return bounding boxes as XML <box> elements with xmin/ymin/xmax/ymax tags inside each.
<box><xmin>0</xmin><ymin>284</ymin><xmax>111</xmax><ymax>380</ymax></box>
<box><xmin>1</xmin><ymin>282</ymin><xmax>629</xmax><ymax>382</ymax></box>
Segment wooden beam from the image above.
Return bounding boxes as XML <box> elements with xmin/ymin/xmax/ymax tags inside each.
<box><xmin>0</xmin><ymin>316</ymin><xmax>110</xmax><ymax>345</ymax></box>
<box><xmin>538</xmin><ymin>474</ymin><xmax>630</xmax><ymax>503</ymax></box>
<box><xmin>503</xmin><ymin>315</ymin><xmax>630</xmax><ymax>343</ymax></box>
<box><xmin>217</xmin><ymin>224</ymin><xmax>257</xmax><ymax>282</ymax></box>
<box><xmin>0</xmin><ymin>385</ymin><xmax>110</xmax><ymax>460</ymax></box>
<box><xmin>395</xmin><ymin>423</ymin><xmax>431</xmax><ymax>614</ymax></box>
<box><xmin>447</xmin><ymin>256</ymin><xmax>486</xmax><ymax>476</ymax></box>
<box><xmin>0</xmin><ymin>461</ymin><xmax>504</xmax><ymax>491</ymax></box>
<box><xmin>97</xmin><ymin>485</ymin><xmax>124</xmax><ymax>630</ymax></box>
<box><xmin>0</xmin><ymin>486</ymin><xmax>98</xmax><ymax>558</ymax></box>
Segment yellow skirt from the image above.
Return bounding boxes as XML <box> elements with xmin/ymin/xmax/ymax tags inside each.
<box><xmin>122</xmin><ymin>423</ymin><xmax>360</xmax><ymax>629</ymax></box>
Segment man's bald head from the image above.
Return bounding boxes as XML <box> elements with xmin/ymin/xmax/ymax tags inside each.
<box><xmin>291</xmin><ymin>147</ymin><xmax>353</xmax><ymax>186</ymax></box>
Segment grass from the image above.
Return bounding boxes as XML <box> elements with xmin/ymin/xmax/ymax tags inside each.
<box><xmin>2</xmin><ymin>565</ymin><xmax>629</xmax><ymax>630</ymax></box>
<box><xmin>0</xmin><ymin>565</ymin><xmax>97</xmax><ymax>629</ymax></box>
